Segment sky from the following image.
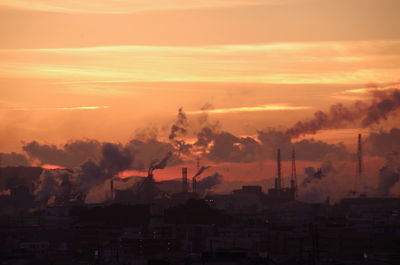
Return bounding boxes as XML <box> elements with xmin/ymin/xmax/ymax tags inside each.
<box><xmin>1</xmin><ymin>0</ymin><xmax>400</xmax><ymax>152</ymax></box>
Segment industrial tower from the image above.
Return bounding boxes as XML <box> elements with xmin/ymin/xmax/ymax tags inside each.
<box><xmin>291</xmin><ymin>148</ymin><xmax>298</xmax><ymax>198</ymax></box>
<box><xmin>275</xmin><ymin>149</ymin><xmax>282</xmax><ymax>190</ymax></box>
<box><xmin>355</xmin><ymin>133</ymin><xmax>363</xmax><ymax>193</ymax></box>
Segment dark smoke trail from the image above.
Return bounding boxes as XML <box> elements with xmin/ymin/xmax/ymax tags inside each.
<box><xmin>148</xmin><ymin>151</ymin><xmax>173</xmax><ymax>177</ymax></box>
<box><xmin>196</xmin><ymin>173</ymin><xmax>223</xmax><ymax>193</ymax></box>
<box><xmin>169</xmin><ymin>107</ymin><xmax>188</xmax><ymax>140</ymax></box>
<box><xmin>169</xmin><ymin>108</ymin><xmax>191</xmax><ymax>156</ymax></box>
<box><xmin>193</xmin><ymin>166</ymin><xmax>211</xmax><ymax>178</ymax></box>
<box><xmin>302</xmin><ymin>162</ymin><xmax>336</xmax><ymax>187</ymax></box>
<box><xmin>286</xmin><ymin>88</ymin><xmax>400</xmax><ymax>138</ymax></box>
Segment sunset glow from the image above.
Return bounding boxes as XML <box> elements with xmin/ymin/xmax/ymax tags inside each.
<box><xmin>1</xmin><ymin>0</ymin><xmax>400</xmax><ymax>160</ymax></box>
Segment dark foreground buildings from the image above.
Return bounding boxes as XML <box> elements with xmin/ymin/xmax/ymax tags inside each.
<box><xmin>0</xmin><ymin>146</ymin><xmax>399</xmax><ymax>264</ymax></box>
<box><xmin>1</xmin><ymin>183</ymin><xmax>399</xmax><ymax>265</ymax></box>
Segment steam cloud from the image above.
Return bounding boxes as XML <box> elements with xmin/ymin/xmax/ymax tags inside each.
<box><xmin>196</xmin><ymin>173</ymin><xmax>223</xmax><ymax>193</ymax></box>
<box><xmin>366</xmin><ymin>128</ymin><xmax>400</xmax><ymax>157</ymax></box>
<box><xmin>34</xmin><ymin>143</ymin><xmax>133</xmax><ymax>204</ymax></box>
<box><xmin>377</xmin><ymin>152</ymin><xmax>400</xmax><ymax>197</ymax></box>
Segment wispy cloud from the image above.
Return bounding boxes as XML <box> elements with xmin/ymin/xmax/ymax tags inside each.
<box><xmin>187</xmin><ymin>104</ymin><xmax>311</xmax><ymax>114</ymax></box>
<box><xmin>0</xmin><ymin>41</ymin><xmax>399</xmax><ymax>86</ymax></box>
<box><xmin>0</xmin><ymin>0</ymin><xmax>296</xmax><ymax>14</ymax></box>
<box><xmin>9</xmin><ymin>106</ymin><xmax>110</xmax><ymax>111</ymax></box>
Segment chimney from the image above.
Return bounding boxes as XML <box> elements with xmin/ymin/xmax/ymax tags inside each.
<box><xmin>110</xmin><ymin>179</ymin><xmax>114</xmax><ymax>200</ymax></box>
<box><xmin>354</xmin><ymin>133</ymin><xmax>363</xmax><ymax>192</ymax></box>
<box><xmin>291</xmin><ymin>148</ymin><xmax>297</xmax><ymax>197</ymax></box>
<box><xmin>182</xmin><ymin>167</ymin><xmax>188</xmax><ymax>193</ymax></box>
<box><xmin>192</xmin><ymin>178</ymin><xmax>197</xmax><ymax>194</ymax></box>
<box><xmin>357</xmin><ymin>134</ymin><xmax>363</xmax><ymax>178</ymax></box>
<box><xmin>276</xmin><ymin>149</ymin><xmax>282</xmax><ymax>190</ymax></box>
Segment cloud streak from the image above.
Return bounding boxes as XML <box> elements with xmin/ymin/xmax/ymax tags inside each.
<box><xmin>9</xmin><ymin>106</ymin><xmax>110</xmax><ymax>111</ymax></box>
<box><xmin>0</xmin><ymin>41</ymin><xmax>399</xmax><ymax>86</ymax></box>
<box><xmin>0</xmin><ymin>0</ymin><xmax>298</xmax><ymax>14</ymax></box>
<box><xmin>187</xmin><ymin>104</ymin><xmax>311</xmax><ymax>114</ymax></box>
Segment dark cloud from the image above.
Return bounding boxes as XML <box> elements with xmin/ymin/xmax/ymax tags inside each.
<box><xmin>100</xmin><ymin>143</ymin><xmax>132</xmax><ymax>176</ymax></box>
<box><xmin>0</xmin><ymin>166</ymin><xmax>42</xmax><ymax>191</ymax></box>
<box><xmin>258</xmin><ymin>129</ymin><xmax>292</xmax><ymax>160</ymax></box>
<box><xmin>22</xmin><ymin>139</ymin><xmax>103</xmax><ymax>168</ymax></box>
<box><xmin>293</xmin><ymin>139</ymin><xmax>349</xmax><ymax>161</ymax></box>
<box><xmin>366</xmin><ymin>128</ymin><xmax>400</xmax><ymax>157</ymax></box>
<box><xmin>195</xmin><ymin>127</ymin><xmax>215</xmax><ymax>148</ymax></box>
<box><xmin>258</xmin><ymin>130</ymin><xmax>350</xmax><ymax>161</ymax></box>
<box><xmin>208</xmin><ymin>132</ymin><xmax>262</xmax><ymax>163</ymax></box>
<box><xmin>0</xmin><ymin>152</ymin><xmax>29</xmax><ymax>166</ymax></box>
<box><xmin>126</xmin><ymin>139</ymin><xmax>181</xmax><ymax>171</ymax></box>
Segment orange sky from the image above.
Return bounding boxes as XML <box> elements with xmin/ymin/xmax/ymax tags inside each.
<box><xmin>1</xmin><ymin>0</ymin><xmax>400</xmax><ymax>152</ymax></box>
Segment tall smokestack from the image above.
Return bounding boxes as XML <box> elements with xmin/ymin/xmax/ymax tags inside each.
<box><xmin>355</xmin><ymin>133</ymin><xmax>363</xmax><ymax>192</ymax></box>
<box><xmin>276</xmin><ymin>149</ymin><xmax>282</xmax><ymax>190</ymax></box>
<box><xmin>182</xmin><ymin>167</ymin><xmax>188</xmax><ymax>193</ymax></box>
<box><xmin>291</xmin><ymin>148</ymin><xmax>297</xmax><ymax>197</ymax></box>
<box><xmin>192</xmin><ymin>178</ymin><xmax>197</xmax><ymax>193</ymax></box>
<box><xmin>193</xmin><ymin>157</ymin><xmax>200</xmax><ymax>193</ymax></box>
<box><xmin>110</xmin><ymin>178</ymin><xmax>114</xmax><ymax>200</ymax></box>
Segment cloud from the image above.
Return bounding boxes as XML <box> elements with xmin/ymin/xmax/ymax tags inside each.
<box><xmin>366</xmin><ymin>128</ymin><xmax>400</xmax><ymax>157</ymax></box>
<box><xmin>1</xmin><ymin>40</ymin><xmax>399</xmax><ymax>85</ymax></box>
<box><xmin>0</xmin><ymin>0</ymin><xmax>295</xmax><ymax>14</ymax></box>
<box><xmin>0</xmin><ymin>152</ymin><xmax>29</xmax><ymax>166</ymax></box>
<box><xmin>22</xmin><ymin>140</ymin><xmax>104</xmax><ymax>168</ymax></box>
<box><xmin>187</xmin><ymin>104</ymin><xmax>311</xmax><ymax>114</ymax></box>
<box><xmin>10</xmin><ymin>106</ymin><xmax>110</xmax><ymax>111</ymax></box>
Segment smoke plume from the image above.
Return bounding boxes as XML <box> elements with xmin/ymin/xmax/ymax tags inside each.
<box><xmin>196</xmin><ymin>173</ymin><xmax>223</xmax><ymax>193</ymax></box>
<box><xmin>366</xmin><ymin>128</ymin><xmax>400</xmax><ymax>157</ymax></box>
<box><xmin>34</xmin><ymin>143</ymin><xmax>133</xmax><ymax>205</ymax></box>
<box><xmin>286</xmin><ymin>88</ymin><xmax>400</xmax><ymax>138</ymax></box>
<box><xmin>377</xmin><ymin>152</ymin><xmax>400</xmax><ymax>197</ymax></box>
<box><xmin>169</xmin><ymin>108</ymin><xmax>191</xmax><ymax>155</ymax></box>
<box><xmin>302</xmin><ymin>162</ymin><xmax>336</xmax><ymax>187</ymax></box>
<box><xmin>148</xmin><ymin>151</ymin><xmax>173</xmax><ymax>177</ymax></box>
<box><xmin>193</xmin><ymin>166</ymin><xmax>211</xmax><ymax>179</ymax></box>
